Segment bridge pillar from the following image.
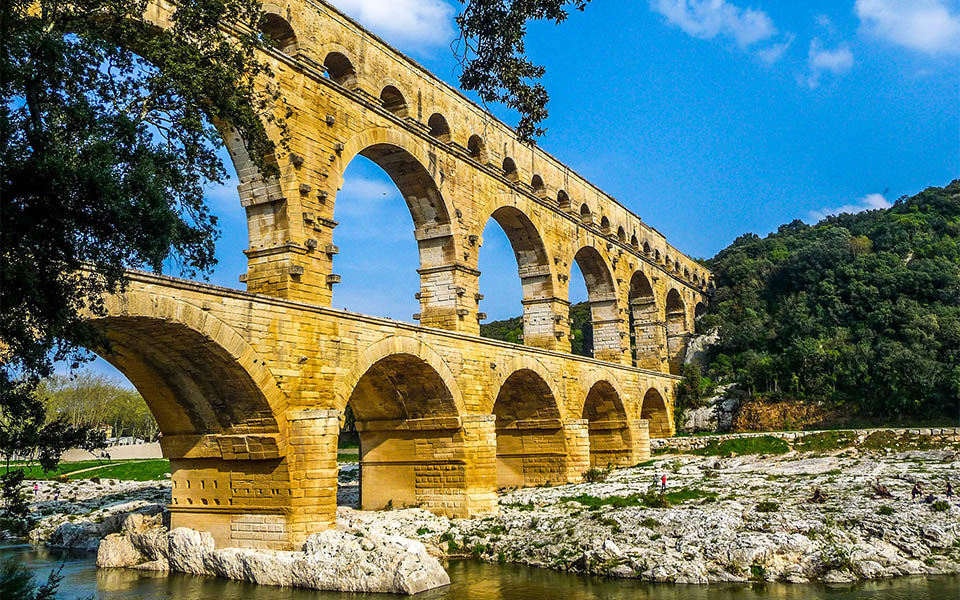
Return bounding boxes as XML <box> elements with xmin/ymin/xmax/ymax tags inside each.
<box><xmin>521</xmin><ymin>297</ymin><xmax>571</xmax><ymax>352</ymax></box>
<box><xmin>287</xmin><ymin>409</ymin><xmax>341</xmax><ymax>545</ymax></box>
<box><xmin>632</xmin><ymin>310</ymin><xmax>668</xmax><ymax>373</ymax></box>
<box><xmin>666</xmin><ymin>331</ymin><xmax>692</xmax><ymax>375</ymax></box>
<box><xmin>460</xmin><ymin>414</ymin><xmax>499</xmax><ymax>515</ymax></box>
<box><xmin>563</xmin><ymin>419</ymin><xmax>590</xmax><ymax>482</ymax></box>
<box><xmin>629</xmin><ymin>419</ymin><xmax>652</xmax><ymax>463</ymax></box>
<box><xmin>417</xmin><ymin>264</ymin><xmax>481</xmax><ymax>334</ymax></box>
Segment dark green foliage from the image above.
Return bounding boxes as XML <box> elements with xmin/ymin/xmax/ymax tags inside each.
<box><xmin>878</xmin><ymin>505</ymin><xmax>895</xmax><ymax>516</ymax></box>
<box><xmin>793</xmin><ymin>431</ymin><xmax>857</xmax><ymax>453</ymax></box>
<box><xmin>931</xmin><ymin>500</ymin><xmax>949</xmax><ymax>512</ymax></box>
<box><xmin>755</xmin><ymin>500</ymin><xmax>779</xmax><ymax>512</ymax></box>
<box><xmin>0</xmin><ymin>560</ymin><xmax>61</xmax><ymax>600</ymax></box>
<box><xmin>454</xmin><ymin>0</ymin><xmax>590</xmax><ymax>141</ymax></box>
<box><xmin>700</xmin><ymin>182</ymin><xmax>960</xmax><ymax>420</ymax></box>
<box><xmin>1</xmin><ymin>0</ymin><xmax>283</xmax><ymax>520</ymax></box>
<box><xmin>481</xmin><ymin>301</ymin><xmax>592</xmax><ymax>357</ymax></box>
<box><xmin>561</xmin><ymin>487</ymin><xmax>716</xmax><ymax>509</ymax></box>
<box><xmin>693</xmin><ymin>436</ymin><xmax>790</xmax><ymax>457</ymax></box>
<box><xmin>674</xmin><ymin>362</ymin><xmax>717</xmax><ymax>426</ymax></box>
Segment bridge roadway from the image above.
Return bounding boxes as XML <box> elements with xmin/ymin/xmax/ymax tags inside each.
<box><xmin>92</xmin><ymin>270</ymin><xmax>678</xmax><ymax>549</ymax></box>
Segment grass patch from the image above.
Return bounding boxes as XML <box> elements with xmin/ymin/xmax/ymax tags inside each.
<box><xmin>68</xmin><ymin>459</ymin><xmax>170</xmax><ymax>481</ymax></box>
<box><xmin>693</xmin><ymin>436</ymin><xmax>790</xmax><ymax>457</ymax></box>
<box><xmin>18</xmin><ymin>459</ymin><xmax>170</xmax><ymax>481</ymax></box>
<box><xmin>755</xmin><ymin>500</ymin><xmax>780</xmax><ymax>513</ymax></box>
<box><xmin>337</xmin><ymin>452</ymin><xmax>359</xmax><ymax>463</ymax></box>
<box><xmin>878</xmin><ymin>505</ymin><xmax>895</xmax><ymax>516</ymax></box>
<box><xmin>931</xmin><ymin>500</ymin><xmax>950</xmax><ymax>512</ymax></box>
<box><xmin>794</xmin><ymin>431</ymin><xmax>857</xmax><ymax>453</ymax></box>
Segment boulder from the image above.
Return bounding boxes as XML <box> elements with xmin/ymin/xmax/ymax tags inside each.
<box><xmin>98</xmin><ymin>525</ymin><xmax>449</xmax><ymax>595</ymax></box>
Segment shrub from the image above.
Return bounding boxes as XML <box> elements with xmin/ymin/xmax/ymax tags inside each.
<box><xmin>583</xmin><ymin>466</ymin><xmax>612</xmax><ymax>482</ymax></box>
<box><xmin>877</xmin><ymin>505</ymin><xmax>895</xmax><ymax>516</ymax></box>
<box><xmin>755</xmin><ymin>500</ymin><xmax>780</xmax><ymax>513</ymax></box>
<box><xmin>931</xmin><ymin>500</ymin><xmax>950</xmax><ymax>512</ymax></box>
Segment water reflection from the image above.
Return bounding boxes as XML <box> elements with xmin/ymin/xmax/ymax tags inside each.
<box><xmin>4</xmin><ymin>544</ymin><xmax>957</xmax><ymax>600</ymax></box>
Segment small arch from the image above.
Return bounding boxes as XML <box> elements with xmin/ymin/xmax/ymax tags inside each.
<box><xmin>379</xmin><ymin>85</ymin><xmax>407</xmax><ymax>117</ymax></box>
<box><xmin>641</xmin><ymin>388</ymin><xmax>672</xmax><ymax>438</ymax></box>
<box><xmin>493</xmin><ymin>368</ymin><xmax>566</xmax><ymax>488</ymax></box>
<box><xmin>642</xmin><ymin>241</ymin><xmax>651</xmax><ymax>254</ymax></box>
<box><xmin>655</xmin><ymin>249</ymin><xmax>661</xmax><ymax>263</ymax></box>
<box><xmin>579</xmin><ymin>203</ymin><xmax>592</xmax><ymax>225</ymax></box>
<box><xmin>599</xmin><ymin>216</ymin><xmax>611</xmax><ymax>234</ymax></box>
<box><xmin>582</xmin><ymin>380</ymin><xmax>633</xmax><ymax>468</ymax></box>
<box><xmin>675</xmin><ymin>260</ymin><xmax>681</xmax><ymax>272</ymax></box>
<box><xmin>502</xmin><ymin>157</ymin><xmax>519</xmax><ymax>182</ymax></box>
<box><xmin>684</xmin><ymin>268</ymin><xmax>690</xmax><ymax>279</ymax></box>
<box><xmin>260</xmin><ymin>13</ymin><xmax>298</xmax><ymax>54</ymax></box>
<box><xmin>630</xmin><ymin>234</ymin><xmax>639</xmax><ymax>249</ymax></box>
<box><xmin>557</xmin><ymin>189</ymin><xmax>571</xmax><ymax>209</ymax></box>
<box><xmin>530</xmin><ymin>174</ymin><xmax>545</xmax><ymax>195</ymax></box>
<box><xmin>695</xmin><ymin>302</ymin><xmax>707</xmax><ymax>319</ymax></box>
<box><xmin>617</xmin><ymin>226</ymin><xmax>626</xmax><ymax>243</ymax></box>
<box><xmin>467</xmin><ymin>134</ymin><xmax>485</xmax><ymax>160</ymax></box>
<box><xmin>323</xmin><ymin>52</ymin><xmax>357</xmax><ymax>87</ymax></box>
<box><xmin>427</xmin><ymin>113</ymin><xmax>451</xmax><ymax>142</ymax></box>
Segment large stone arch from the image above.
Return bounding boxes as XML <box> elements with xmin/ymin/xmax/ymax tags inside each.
<box><xmin>92</xmin><ymin>293</ymin><xmax>288</xmax><ymax>439</ymax></box>
<box><xmin>490</xmin><ymin>358</ymin><xmax>568</xmax><ymax>488</ymax></box>
<box><xmin>570</xmin><ymin>245</ymin><xmax>621</xmax><ymax>361</ymax></box>
<box><xmin>629</xmin><ymin>269</ymin><xmax>667</xmax><ymax>372</ymax></box>
<box><xmin>665</xmin><ymin>288</ymin><xmax>688</xmax><ymax>375</ymax></box>
<box><xmin>477</xmin><ymin>200</ymin><xmax>559</xmax><ymax>349</ymax></box>
<box><xmin>335</xmin><ymin>336</ymin><xmax>471</xmax><ymax>513</ymax></box>
<box><xmin>641</xmin><ymin>387</ymin><xmax>673</xmax><ymax>438</ymax></box>
<box><xmin>333</xmin><ymin>127</ymin><xmax>463</xmax><ymax>329</ymax></box>
<box><xmin>334</xmin><ymin>336</ymin><xmax>465</xmax><ymax>416</ymax></box>
<box><xmin>581</xmin><ymin>379</ymin><xmax>635</xmax><ymax>468</ymax></box>
<box><xmin>85</xmin><ymin>290</ymin><xmax>299</xmax><ymax>549</ymax></box>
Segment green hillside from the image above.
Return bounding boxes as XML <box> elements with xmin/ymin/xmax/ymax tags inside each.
<box><xmin>481</xmin><ymin>301</ymin><xmax>594</xmax><ymax>357</ymax></box>
<box><xmin>698</xmin><ymin>180</ymin><xmax>960</xmax><ymax>419</ymax></box>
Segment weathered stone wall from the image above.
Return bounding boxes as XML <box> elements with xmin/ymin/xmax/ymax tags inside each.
<box><xmin>650</xmin><ymin>427</ymin><xmax>960</xmax><ymax>453</ymax></box>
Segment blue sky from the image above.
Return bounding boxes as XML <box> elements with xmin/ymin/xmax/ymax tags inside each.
<box><xmin>81</xmin><ymin>0</ymin><xmax>959</xmax><ymax>382</ymax></box>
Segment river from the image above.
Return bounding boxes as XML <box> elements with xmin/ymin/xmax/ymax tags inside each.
<box><xmin>3</xmin><ymin>544</ymin><xmax>958</xmax><ymax>600</ymax></box>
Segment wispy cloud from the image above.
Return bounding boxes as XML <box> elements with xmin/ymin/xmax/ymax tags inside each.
<box><xmin>808</xmin><ymin>192</ymin><xmax>891</xmax><ymax>222</ymax></box>
<box><xmin>756</xmin><ymin>33</ymin><xmax>795</xmax><ymax>63</ymax></box>
<box><xmin>649</xmin><ymin>0</ymin><xmax>794</xmax><ymax>62</ymax></box>
<box><xmin>856</xmin><ymin>0</ymin><xmax>960</xmax><ymax>55</ymax></box>
<box><xmin>804</xmin><ymin>38</ymin><xmax>854</xmax><ymax>88</ymax></box>
<box><xmin>333</xmin><ymin>0</ymin><xmax>455</xmax><ymax>50</ymax></box>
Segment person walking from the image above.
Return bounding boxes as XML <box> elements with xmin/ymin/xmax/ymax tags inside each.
<box><xmin>912</xmin><ymin>482</ymin><xmax>924</xmax><ymax>501</ymax></box>
<box><xmin>661</xmin><ymin>474</ymin><xmax>667</xmax><ymax>493</ymax></box>
<box><xmin>947</xmin><ymin>481</ymin><xmax>953</xmax><ymax>499</ymax></box>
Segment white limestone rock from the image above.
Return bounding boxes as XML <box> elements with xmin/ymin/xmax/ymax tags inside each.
<box><xmin>98</xmin><ymin>525</ymin><xmax>450</xmax><ymax>595</ymax></box>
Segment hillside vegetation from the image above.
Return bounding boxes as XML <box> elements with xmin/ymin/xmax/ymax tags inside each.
<box><xmin>698</xmin><ymin>180</ymin><xmax>959</xmax><ymax>420</ymax></box>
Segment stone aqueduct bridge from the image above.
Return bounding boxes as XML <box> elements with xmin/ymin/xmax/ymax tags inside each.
<box><xmin>92</xmin><ymin>0</ymin><xmax>712</xmax><ymax>550</ymax></box>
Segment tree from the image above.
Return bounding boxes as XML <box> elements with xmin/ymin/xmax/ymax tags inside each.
<box><xmin>0</xmin><ymin>0</ymin><xmax>284</xmax><ymax>514</ymax></box>
<box><xmin>455</xmin><ymin>0</ymin><xmax>591</xmax><ymax>142</ymax></box>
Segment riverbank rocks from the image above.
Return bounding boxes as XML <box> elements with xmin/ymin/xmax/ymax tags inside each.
<box><xmin>98</xmin><ymin>525</ymin><xmax>450</xmax><ymax>595</ymax></box>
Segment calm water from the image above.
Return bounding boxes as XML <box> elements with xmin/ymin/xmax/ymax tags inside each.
<box><xmin>3</xmin><ymin>543</ymin><xmax>959</xmax><ymax>600</ymax></box>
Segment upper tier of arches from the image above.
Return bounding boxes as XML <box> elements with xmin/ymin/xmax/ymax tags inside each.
<box><xmin>250</xmin><ymin>2</ymin><xmax>710</xmax><ymax>291</ymax></box>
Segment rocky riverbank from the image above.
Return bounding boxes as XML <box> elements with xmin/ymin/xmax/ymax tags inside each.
<box><xmin>13</xmin><ymin>439</ymin><xmax>960</xmax><ymax>589</ymax></box>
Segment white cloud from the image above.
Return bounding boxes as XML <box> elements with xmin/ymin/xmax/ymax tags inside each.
<box><xmin>815</xmin><ymin>14</ymin><xmax>833</xmax><ymax>28</ymax></box>
<box><xmin>808</xmin><ymin>193</ymin><xmax>891</xmax><ymax>221</ymax></box>
<box><xmin>650</xmin><ymin>0</ymin><xmax>777</xmax><ymax>47</ymax></box>
<box><xmin>804</xmin><ymin>38</ymin><xmax>854</xmax><ymax>88</ymax></box>
<box><xmin>334</xmin><ymin>176</ymin><xmax>412</xmax><ymax>241</ymax></box>
<box><xmin>756</xmin><ymin>33</ymin><xmax>795</xmax><ymax>63</ymax></box>
<box><xmin>332</xmin><ymin>0</ymin><xmax>455</xmax><ymax>49</ymax></box>
<box><xmin>856</xmin><ymin>0</ymin><xmax>960</xmax><ymax>55</ymax></box>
